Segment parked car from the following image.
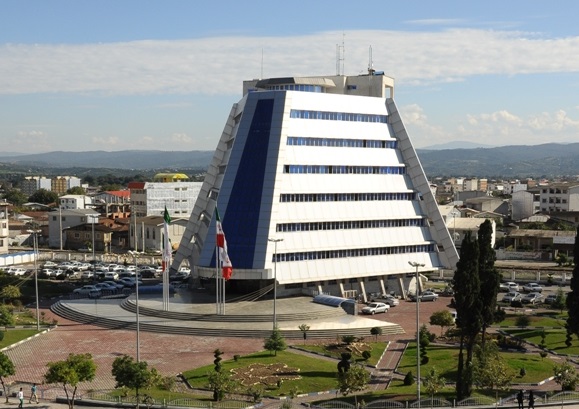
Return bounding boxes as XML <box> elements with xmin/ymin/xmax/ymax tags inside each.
<box><xmin>43</xmin><ymin>261</ymin><xmax>57</xmax><ymax>268</ymax></box>
<box><xmin>8</xmin><ymin>267</ymin><xmax>27</xmax><ymax>276</ymax></box>
<box><xmin>72</xmin><ymin>285</ymin><xmax>101</xmax><ymax>297</ymax></box>
<box><xmin>544</xmin><ymin>294</ymin><xmax>558</xmax><ymax>304</ymax></box>
<box><xmin>104</xmin><ymin>272</ymin><xmax>119</xmax><ymax>280</ymax></box>
<box><xmin>502</xmin><ymin>291</ymin><xmax>522</xmax><ymax>303</ymax></box>
<box><xmin>119</xmin><ymin>277</ymin><xmax>142</xmax><ymax>287</ymax></box>
<box><xmin>102</xmin><ymin>280</ymin><xmax>125</xmax><ymax>291</ymax></box>
<box><xmin>522</xmin><ymin>283</ymin><xmax>543</xmax><ymax>293</ymax></box>
<box><xmin>94</xmin><ymin>283</ymin><xmax>118</xmax><ymax>294</ymax></box>
<box><xmin>81</xmin><ymin>271</ymin><xmax>94</xmax><ymax>279</ymax></box>
<box><xmin>382</xmin><ymin>295</ymin><xmax>400</xmax><ymax>307</ymax></box>
<box><xmin>361</xmin><ymin>302</ymin><xmax>390</xmax><ymax>315</ymax></box>
<box><xmin>522</xmin><ymin>292</ymin><xmax>543</xmax><ymax>304</ymax></box>
<box><xmin>410</xmin><ymin>291</ymin><xmax>438</xmax><ymax>302</ymax></box>
<box><xmin>499</xmin><ymin>282</ymin><xmax>519</xmax><ymax>292</ymax></box>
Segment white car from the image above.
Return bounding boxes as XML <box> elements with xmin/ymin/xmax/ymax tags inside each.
<box><xmin>499</xmin><ymin>282</ymin><xmax>519</xmax><ymax>292</ymax></box>
<box><xmin>81</xmin><ymin>271</ymin><xmax>94</xmax><ymax>279</ymax></box>
<box><xmin>72</xmin><ymin>285</ymin><xmax>101</xmax><ymax>297</ymax></box>
<box><xmin>502</xmin><ymin>291</ymin><xmax>522</xmax><ymax>303</ymax></box>
<box><xmin>361</xmin><ymin>302</ymin><xmax>390</xmax><ymax>315</ymax></box>
<box><xmin>522</xmin><ymin>292</ymin><xmax>543</xmax><ymax>304</ymax></box>
<box><xmin>104</xmin><ymin>271</ymin><xmax>119</xmax><ymax>280</ymax></box>
<box><xmin>7</xmin><ymin>267</ymin><xmax>27</xmax><ymax>276</ymax></box>
<box><xmin>522</xmin><ymin>283</ymin><xmax>543</xmax><ymax>293</ymax></box>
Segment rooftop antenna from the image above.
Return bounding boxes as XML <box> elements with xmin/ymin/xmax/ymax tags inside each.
<box><xmin>335</xmin><ymin>33</ymin><xmax>345</xmax><ymax>75</ymax></box>
<box><xmin>368</xmin><ymin>45</ymin><xmax>375</xmax><ymax>75</ymax></box>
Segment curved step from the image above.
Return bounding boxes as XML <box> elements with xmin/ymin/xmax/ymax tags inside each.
<box><xmin>50</xmin><ymin>301</ymin><xmax>405</xmax><ymax>339</ymax></box>
<box><xmin>120</xmin><ymin>299</ymin><xmax>344</xmax><ymax>323</ymax></box>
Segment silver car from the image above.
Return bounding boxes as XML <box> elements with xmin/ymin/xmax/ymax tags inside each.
<box><xmin>361</xmin><ymin>302</ymin><xmax>390</xmax><ymax>315</ymax></box>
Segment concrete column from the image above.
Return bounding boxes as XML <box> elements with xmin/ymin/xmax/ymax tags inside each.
<box><xmin>379</xmin><ymin>278</ymin><xmax>387</xmax><ymax>296</ymax></box>
<box><xmin>317</xmin><ymin>284</ymin><xmax>324</xmax><ymax>295</ymax></box>
<box><xmin>397</xmin><ymin>276</ymin><xmax>407</xmax><ymax>299</ymax></box>
<box><xmin>339</xmin><ymin>281</ymin><xmax>345</xmax><ymax>298</ymax></box>
<box><xmin>359</xmin><ymin>280</ymin><xmax>367</xmax><ymax>303</ymax></box>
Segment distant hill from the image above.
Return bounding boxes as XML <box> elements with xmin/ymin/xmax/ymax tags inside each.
<box><xmin>420</xmin><ymin>141</ymin><xmax>496</xmax><ymax>150</ymax></box>
<box><xmin>0</xmin><ymin>150</ymin><xmax>214</xmax><ymax>171</ymax></box>
<box><xmin>416</xmin><ymin>142</ymin><xmax>579</xmax><ymax>177</ymax></box>
<box><xmin>0</xmin><ymin>143</ymin><xmax>578</xmax><ymax>178</ymax></box>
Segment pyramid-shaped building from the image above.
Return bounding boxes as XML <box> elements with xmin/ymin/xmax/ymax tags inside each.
<box><xmin>172</xmin><ymin>71</ymin><xmax>458</xmax><ymax>300</ymax></box>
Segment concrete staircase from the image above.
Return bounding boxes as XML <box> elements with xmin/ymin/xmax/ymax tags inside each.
<box><xmin>51</xmin><ymin>299</ymin><xmax>405</xmax><ymax>339</ymax></box>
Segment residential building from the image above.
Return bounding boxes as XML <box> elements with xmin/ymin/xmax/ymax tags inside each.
<box><xmin>539</xmin><ymin>183</ymin><xmax>579</xmax><ymax>213</ymax></box>
<box><xmin>0</xmin><ymin>201</ymin><xmax>9</xmax><ymax>254</ymax></box>
<box><xmin>464</xmin><ymin>196</ymin><xmax>509</xmax><ymax>216</ymax></box>
<box><xmin>93</xmin><ymin>190</ymin><xmax>130</xmax><ymax>204</ymax></box>
<box><xmin>51</xmin><ymin>176</ymin><xmax>81</xmax><ymax>195</ymax></box>
<box><xmin>47</xmin><ymin>208</ymin><xmax>100</xmax><ymax>249</ymax></box>
<box><xmin>446</xmin><ymin>217</ymin><xmax>496</xmax><ymax>249</ymax></box>
<box><xmin>64</xmin><ymin>223</ymin><xmax>112</xmax><ymax>252</ymax></box>
<box><xmin>128</xmin><ymin>175</ymin><xmax>202</xmax><ymax>218</ymax></box>
<box><xmin>129</xmin><ymin>215</ymin><xmax>187</xmax><ymax>253</ymax></box>
<box><xmin>512</xmin><ymin>189</ymin><xmax>541</xmax><ymax>221</ymax></box>
<box><xmin>173</xmin><ymin>72</ymin><xmax>459</xmax><ymax>300</ymax></box>
<box><xmin>59</xmin><ymin>195</ymin><xmax>93</xmax><ymax>210</ymax></box>
<box><xmin>21</xmin><ymin>176</ymin><xmax>52</xmax><ymax>196</ymax></box>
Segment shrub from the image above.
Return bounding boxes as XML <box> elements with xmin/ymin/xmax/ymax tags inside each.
<box><xmin>520</xmin><ymin>367</ymin><xmax>526</xmax><ymax>377</ymax></box>
<box><xmin>404</xmin><ymin>371</ymin><xmax>415</xmax><ymax>385</ymax></box>
<box><xmin>233</xmin><ymin>355</ymin><xmax>240</xmax><ymax>362</ymax></box>
<box><xmin>515</xmin><ymin>315</ymin><xmax>531</xmax><ymax>328</ymax></box>
<box><xmin>361</xmin><ymin>350</ymin><xmax>371</xmax><ymax>361</ymax></box>
<box><xmin>341</xmin><ymin>335</ymin><xmax>357</xmax><ymax>344</ymax></box>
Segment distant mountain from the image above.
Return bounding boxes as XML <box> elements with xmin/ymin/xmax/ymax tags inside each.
<box><xmin>0</xmin><ymin>143</ymin><xmax>578</xmax><ymax>178</ymax></box>
<box><xmin>0</xmin><ymin>150</ymin><xmax>214</xmax><ymax>171</ymax></box>
<box><xmin>416</xmin><ymin>142</ymin><xmax>579</xmax><ymax>177</ymax></box>
<box><xmin>420</xmin><ymin>141</ymin><xmax>496</xmax><ymax>150</ymax></box>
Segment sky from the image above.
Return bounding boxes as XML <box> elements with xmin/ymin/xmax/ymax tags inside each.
<box><xmin>1</xmin><ymin>0</ymin><xmax>579</xmax><ymax>154</ymax></box>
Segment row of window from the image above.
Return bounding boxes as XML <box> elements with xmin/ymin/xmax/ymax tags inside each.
<box><xmin>283</xmin><ymin>165</ymin><xmax>406</xmax><ymax>175</ymax></box>
<box><xmin>287</xmin><ymin>137</ymin><xmax>397</xmax><ymax>149</ymax></box>
<box><xmin>265</xmin><ymin>84</ymin><xmax>323</xmax><ymax>92</ymax></box>
<box><xmin>280</xmin><ymin>192</ymin><xmax>416</xmax><ymax>202</ymax></box>
<box><xmin>290</xmin><ymin>109</ymin><xmax>388</xmax><ymax>123</ymax></box>
<box><xmin>273</xmin><ymin>244</ymin><xmax>435</xmax><ymax>262</ymax></box>
<box><xmin>276</xmin><ymin>218</ymin><xmax>425</xmax><ymax>232</ymax></box>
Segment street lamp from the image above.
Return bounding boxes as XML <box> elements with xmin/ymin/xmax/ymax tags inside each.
<box><xmin>409</xmin><ymin>260</ymin><xmax>425</xmax><ymax>407</ymax></box>
<box><xmin>268</xmin><ymin>238</ymin><xmax>283</xmax><ymax>330</ymax></box>
<box><xmin>27</xmin><ymin>225</ymin><xmax>41</xmax><ymax>331</ymax></box>
<box><xmin>128</xmin><ymin>250</ymin><xmax>141</xmax><ymax>362</ymax></box>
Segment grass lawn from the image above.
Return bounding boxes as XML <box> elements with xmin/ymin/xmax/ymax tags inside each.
<box><xmin>294</xmin><ymin>341</ymin><xmax>388</xmax><ymax>366</ymax></box>
<box><xmin>0</xmin><ymin>329</ymin><xmax>39</xmax><ymax>348</ymax></box>
<box><xmin>183</xmin><ymin>350</ymin><xmax>340</xmax><ymax>397</ymax></box>
<box><xmin>497</xmin><ymin>314</ymin><xmax>566</xmax><ymax>328</ymax></box>
<box><xmin>397</xmin><ymin>343</ymin><xmax>556</xmax><ymax>383</ymax></box>
<box><xmin>502</xmin><ymin>328</ymin><xmax>579</xmax><ymax>355</ymax></box>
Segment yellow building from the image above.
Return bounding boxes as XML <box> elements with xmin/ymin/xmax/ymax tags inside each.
<box><xmin>152</xmin><ymin>173</ymin><xmax>190</xmax><ymax>183</ymax></box>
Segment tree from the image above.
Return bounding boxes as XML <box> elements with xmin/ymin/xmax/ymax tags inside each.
<box><xmin>0</xmin><ymin>305</ymin><xmax>15</xmax><ymax>329</ymax></box>
<box><xmin>29</xmin><ymin>189</ymin><xmax>59</xmax><ymax>205</ymax></box>
<box><xmin>112</xmin><ymin>355</ymin><xmax>159</xmax><ymax>407</ymax></box>
<box><xmin>429</xmin><ymin>310</ymin><xmax>455</xmax><ymax>336</ymax></box>
<box><xmin>264</xmin><ymin>326</ymin><xmax>286</xmax><ymax>356</ymax></box>
<box><xmin>337</xmin><ymin>364</ymin><xmax>370</xmax><ymax>408</ymax></box>
<box><xmin>0</xmin><ymin>352</ymin><xmax>16</xmax><ymax>403</ymax></box>
<box><xmin>337</xmin><ymin>352</ymin><xmax>351</xmax><ymax>374</ymax></box>
<box><xmin>477</xmin><ymin>220</ymin><xmax>501</xmax><ymax>344</ymax></box>
<box><xmin>566</xmin><ymin>226</ymin><xmax>579</xmax><ymax>338</ymax></box>
<box><xmin>473</xmin><ymin>343</ymin><xmax>514</xmax><ymax>391</ymax></box>
<box><xmin>44</xmin><ymin>353</ymin><xmax>96</xmax><ymax>409</ymax></box>
<box><xmin>423</xmin><ymin>367</ymin><xmax>446</xmax><ymax>398</ymax></box>
<box><xmin>298</xmin><ymin>323</ymin><xmax>310</xmax><ymax>344</ymax></box>
<box><xmin>0</xmin><ymin>285</ymin><xmax>21</xmax><ymax>303</ymax></box>
<box><xmin>553</xmin><ymin>361</ymin><xmax>579</xmax><ymax>391</ymax></box>
<box><xmin>66</xmin><ymin>186</ymin><xmax>86</xmax><ymax>195</ymax></box>
<box><xmin>370</xmin><ymin>326</ymin><xmax>383</xmax><ymax>341</ymax></box>
<box><xmin>2</xmin><ymin>189</ymin><xmax>27</xmax><ymax>207</ymax></box>
<box><xmin>553</xmin><ymin>287</ymin><xmax>566</xmax><ymax>312</ymax></box>
<box><xmin>452</xmin><ymin>231</ymin><xmax>482</xmax><ymax>400</ymax></box>
<box><xmin>207</xmin><ymin>370</ymin><xmax>236</xmax><ymax>401</ymax></box>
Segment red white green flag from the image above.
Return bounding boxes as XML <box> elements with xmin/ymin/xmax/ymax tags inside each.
<box><xmin>162</xmin><ymin>206</ymin><xmax>172</xmax><ymax>272</ymax></box>
<box><xmin>215</xmin><ymin>208</ymin><xmax>233</xmax><ymax>280</ymax></box>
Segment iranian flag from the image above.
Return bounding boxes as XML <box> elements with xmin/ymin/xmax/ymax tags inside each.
<box><xmin>215</xmin><ymin>208</ymin><xmax>233</xmax><ymax>280</ymax></box>
<box><xmin>162</xmin><ymin>206</ymin><xmax>172</xmax><ymax>272</ymax></box>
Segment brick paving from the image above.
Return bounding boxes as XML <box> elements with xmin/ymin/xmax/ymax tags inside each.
<box><xmin>0</xmin><ymin>290</ymin><xmax>572</xmax><ymax>407</ymax></box>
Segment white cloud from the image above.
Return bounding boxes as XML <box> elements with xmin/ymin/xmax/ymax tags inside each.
<box><xmin>2</xmin><ymin>28</ymin><xmax>579</xmax><ymax>96</ymax></box>
<box><xmin>171</xmin><ymin>133</ymin><xmax>192</xmax><ymax>143</ymax></box>
<box><xmin>92</xmin><ymin>136</ymin><xmax>119</xmax><ymax>146</ymax></box>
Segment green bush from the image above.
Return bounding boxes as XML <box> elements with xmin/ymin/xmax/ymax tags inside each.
<box><xmin>404</xmin><ymin>371</ymin><xmax>415</xmax><ymax>385</ymax></box>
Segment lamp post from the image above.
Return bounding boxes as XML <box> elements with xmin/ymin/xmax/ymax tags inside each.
<box><xmin>27</xmin><ymin>224</ymin><xmax>41</xmax><ymax>331</ymax></box>
<box><xmin>409</xmin><ymin>260</ymin><xmax>425</xmax><ymax>407</ymax></box>
<box><xmin>268</xmin><ymin>238</ymin><xmax>283</xmax><ymax>330</ymax></box>
<box><xmin>128</xmin><ymin>250</ymin><xmax>141</xmax><ymax>362</ymax></box>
